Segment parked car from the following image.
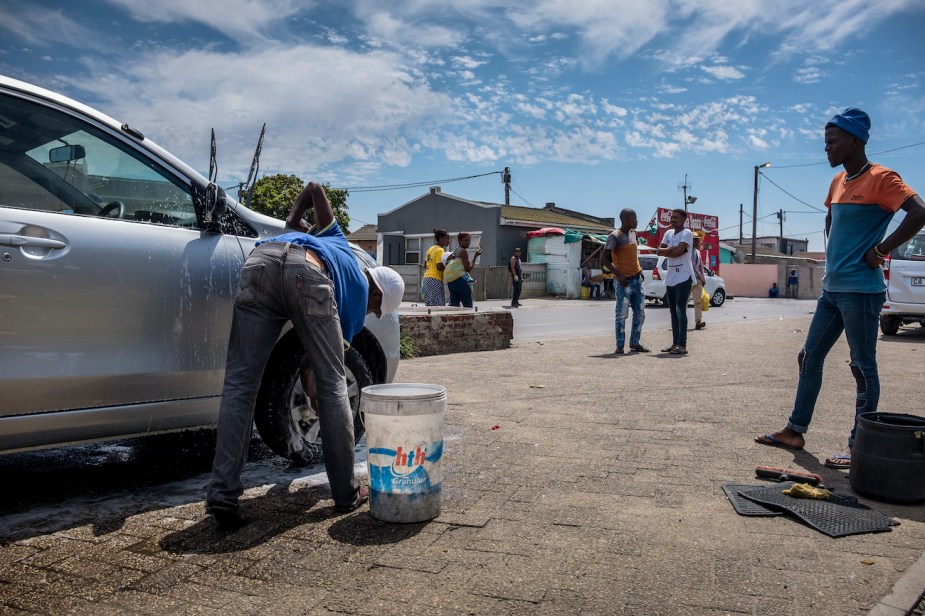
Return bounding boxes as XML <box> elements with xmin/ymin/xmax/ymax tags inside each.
<box><xmin>880</xmin><ymin>231</ymin><xmax>925</xmax><ymax>335</ymax></box>
<box><xmin>642</xmin><ymin>255</ymin><xmax>727</xmax><ymax>307</ymax></box>
<box><xmin>0</xmin><ymin>75</ymin><xmax>400</xmax><ymax>464</ymax></box>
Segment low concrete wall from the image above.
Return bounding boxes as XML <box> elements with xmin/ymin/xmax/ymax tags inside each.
<box><xmin>399</xmin><ymin>310</ymin><xmax>513</xmax><ymax>357</ymax></box>
<box><xmin>721</xmin><ymin>263</ymin><xmax>823</xmax><ymax>299</ymax></box>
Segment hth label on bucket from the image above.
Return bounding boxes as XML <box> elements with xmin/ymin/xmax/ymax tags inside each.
<box><xmin>368</xmin><ymin>440</ymin><xmax>443</xmax><ymax>494</ymax></box>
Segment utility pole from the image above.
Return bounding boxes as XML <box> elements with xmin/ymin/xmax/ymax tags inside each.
<box><xmin>679</xmin><ymin>174</ymin><xmax>696</xmax><ymax>213</ymax></box>
<box><xmin>739</xmin><ymin>204</ymin><xmax>743</xmax><ymax>244</ymax></box>
<box><xmin>502</xmin><ymin>166</ymin><xmax>511</xmax><ymax>206</ymax></box>
<box><xmin>777</xmin><ymin>209</ymin><xmax>784</xmax><ymax>250</ymax></box>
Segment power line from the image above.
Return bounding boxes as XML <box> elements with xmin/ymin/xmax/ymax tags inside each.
<box><xmin>332</xmin><ymin>170</ymin><xmax>502</xmax><ymax>193</ymax></box>
<box><xmin>759</xmin><ymin>171</ymin><xmax>825</xmax><ymax>212</ymax></box>
<box><xmin>769</xmin><ymin>139</ymin><xmax>925</xmax><ymax>169</ymax></box>
<box><xmin>509</xmin><ymin>178</ymin><xmax>538</xmax><ymax>208</ymax></box>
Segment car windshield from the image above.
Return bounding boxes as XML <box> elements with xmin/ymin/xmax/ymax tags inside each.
<box><xmin>639</xmin><ymin>256</ymin><xmax>658</xmax><ymax>270</ymax></box>
<box><xmin>893</xmin><ymin>234</ymin><xmax>925</xmax><ymax>261</ymax></box>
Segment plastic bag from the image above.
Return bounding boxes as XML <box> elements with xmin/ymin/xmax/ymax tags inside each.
<box><xmin>701</xmin><ymin>288</ymin><xmax>711</xmax><ymax>312</ymax></box>
<box><xmin>443</xmin><ymin>258</ymin><xmax>466</xmax><ymax>283</ymax></box>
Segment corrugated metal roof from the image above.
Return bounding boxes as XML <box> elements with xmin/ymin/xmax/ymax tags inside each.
<box><xmin>347</xmin><ymin>223</ymin><xmax>377</xmax><ymax>241</ymax></box>
<box><xmin>500</xmin><ymin>205</ymin><xmax>612</xmax><ymax>231</ymax></box>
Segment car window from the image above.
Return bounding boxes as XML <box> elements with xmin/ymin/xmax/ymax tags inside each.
<box><xmin>638</xmin><ymin>256</ymin><xmax>658</xmax><ymax>270</ymax></box>
<box><xmin>893</xmin><ymin>234</ymin><xmax>925</xmax><ymax>261</ymax></box>
<box><xmin>0</xmin><ymin>93</ymin><xmax>195</xmax><ymax>228</ymax></box>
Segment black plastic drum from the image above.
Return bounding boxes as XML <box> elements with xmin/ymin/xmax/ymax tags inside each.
<box><xmin>850</xmin><ymin>412</ymin><xmax>925</xmax><ymax>504</ymax></box>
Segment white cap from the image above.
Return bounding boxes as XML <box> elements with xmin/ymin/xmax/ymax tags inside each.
<box><xmin>366</xmin><ymin>266</ymin><xmax>405</xmax><ymax>316</ymax></box>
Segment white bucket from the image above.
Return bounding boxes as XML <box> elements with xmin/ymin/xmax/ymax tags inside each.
<box><xmin>361</xmin><ymin>383</ymin><xmax>446</xmax><ymax>523</ymax></box>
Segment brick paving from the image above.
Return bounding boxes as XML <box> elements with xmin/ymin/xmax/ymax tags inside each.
<box><xmin>1</xmin><ymin>315</ymin><xmax>924</xmax><ymax>615</ymax></box>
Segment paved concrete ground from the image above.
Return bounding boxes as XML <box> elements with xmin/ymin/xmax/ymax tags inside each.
<box><xmin>1</xmin><ymin>312</ymin><xmax>924</xmax><ymax>615</ymax></box>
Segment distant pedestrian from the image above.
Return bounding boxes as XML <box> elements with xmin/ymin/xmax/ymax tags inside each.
<box><xmin>422</xmin><ymin>229</ymin><xmax>450</xmax><ymax>306</ymax></box>
<box><xmin>510</xmin><ymin>247</ymin><xmax>524</xmax><ymax>307</ymax></box>
<box><xmin>688</xmin><ymin>231</ymin><xmax>707</xmax><ymax>330</ymax></box>
<box><xmin>768</xmin><ymin>282</ymin><xmax>780</xmax><ymax>298</ymax></box>
<box><xmin>602</xmin><ymin>208</ymin><xmax>649</xmax><ymax>354</ymax></box>
<box><xmin>786</xmin><ymin>269</ymin><xmax>799</xmax><ymax>298</ymax></box>
<box><xmin>656</xmin><ymin>209</ymin><xmax>694</xmax><ymax>355</ymax></box>
<box><xmin>447</xmin><ymin>232</ymin><xmax>480</xmax><ymax>308</ymax></box>
<box><xmin>580</xmin><ymin>260</ymin><xmax>601</xmax><ymax>299</ymax></box>
<box><xmin>756</xmin><ymin>107</ymin><xmax>925</xmax><ymax>469</ymax></box>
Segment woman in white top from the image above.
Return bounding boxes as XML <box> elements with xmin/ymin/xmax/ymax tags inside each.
<box><xmin>656</xmin><ymin>209</ymin><xmax>695</xmax><ymax>354</ymax></box>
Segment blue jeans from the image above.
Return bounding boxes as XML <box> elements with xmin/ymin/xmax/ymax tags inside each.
<box><xmin>787</xmin><ymin>290</ymin><xmax>884</xmax><ymax>446</ymax></box>
<box><xmin>448</xmin><ymin>277</ymin><xmax>473</xmax><ymax>307</ymax></box>
<box><xmin>614</xmin><ymin>275</ymin><xmax>646</xmax><ymax>349</ymax></box>
<box><xmin>207</xmin><ymin>242</ymin><xmax>360</xmax><ymax>513</ymax></box>
<box><xmin>666</xmin><ymin>279</ymin><xmax>693</xmax><ymax>347</ymax></box>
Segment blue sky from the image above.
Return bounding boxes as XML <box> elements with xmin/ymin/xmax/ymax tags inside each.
<box><xmin>2</xmin><ymin>0</ymin><xmax>924</xmax><ymax>250</ymax></box>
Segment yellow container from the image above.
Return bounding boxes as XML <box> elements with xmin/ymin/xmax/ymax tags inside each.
<box><xmin>580</xmin><ymin>286</ymin><xmax>590</xmax><ymax>300</ymax></box>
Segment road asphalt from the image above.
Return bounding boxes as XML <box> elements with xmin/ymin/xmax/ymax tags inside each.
<box><xmin>1</xmin><ymin>300</ymin><xmax>924</xmax><ymax>615</ymax></box>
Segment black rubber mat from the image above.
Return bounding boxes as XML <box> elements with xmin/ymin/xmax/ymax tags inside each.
<box><xmin>722</xmin><ymin>483</ymin><xmax>782</xmax><ymax>517</ymax></box>
<box><xmin>739</xmin><ymin>482</ymin><xmax>899</xmax><ymax>537</ymax></box>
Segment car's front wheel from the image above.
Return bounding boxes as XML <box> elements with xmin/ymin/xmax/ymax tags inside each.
<box><xmin>710</xmin><ymin>288</ymin><xmax>726</xmax><ymax>307</ymax></box>
<box><xmin>255</xmin><ymin>345</ymin><xmax>372</xmax><ymax>466</ymax></box>
<box><xmin>880</xmin><ymin>315</ymin><xmax>901</xmax><ymax>336</ymax></box>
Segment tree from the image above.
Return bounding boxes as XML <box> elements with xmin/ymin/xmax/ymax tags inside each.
<box><xmin>247</xmin><ymin>174</ymin><xmax>351</xmax><ymax>231</ymax></box>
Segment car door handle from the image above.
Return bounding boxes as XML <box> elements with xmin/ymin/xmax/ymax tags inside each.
<box><xmin>0</xmin><ymin>234</ymin><xmax>67</xmax><ymax>249</ymax></box>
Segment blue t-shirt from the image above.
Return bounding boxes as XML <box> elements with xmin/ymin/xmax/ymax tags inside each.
<box><xmin>823</xmin><ymin>164</ymin><xmax>916</xmax><ymax>293</ymax></box>
<box><xmin>262</xmin><ymin>221</ymin><xmax>368</xmax><ymax>344</ymax></box>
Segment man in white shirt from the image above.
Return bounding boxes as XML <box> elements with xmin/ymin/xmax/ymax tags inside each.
<box><xmin>656</xmin><ymin>209</ymin><xmax>695</xmax><ymax>355</ymax></box>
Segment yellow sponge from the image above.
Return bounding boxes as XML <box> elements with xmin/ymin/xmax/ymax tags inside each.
<box><xmin>783</xmin><ymin>483</ymin><xmax>831</xmax><ymax>500</ymax></box>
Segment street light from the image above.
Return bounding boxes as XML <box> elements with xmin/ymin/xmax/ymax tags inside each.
<box><xmin>751</xmin><ymin>162</ymin><xmax>771</xmax><ymax>264</ymax></box>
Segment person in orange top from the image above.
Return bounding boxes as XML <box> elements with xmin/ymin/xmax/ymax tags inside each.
<box><xmin>756</xmin><ymin>108</ymin><xmax>925</xmax><ymax>469</ymax></box>
<box><xmin>602</xmin><ymin>208</ymin><xmax>649</xmax><ymax>354</ymax></box>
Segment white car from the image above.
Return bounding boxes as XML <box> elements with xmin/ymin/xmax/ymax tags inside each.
<box><xmin>640</xmin><ymin>254</ymin><xmax>727</xmax><ymax>307</ymax></box>
<box><xmin>880</xmin><ymin>231</ymin><xmax>925</xmax><ymax>335</ymax></box>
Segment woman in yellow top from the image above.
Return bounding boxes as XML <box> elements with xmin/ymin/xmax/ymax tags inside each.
<box><xmin>422</xmin><ymin>228</ymin><xmax>450</xmax><ymax>305</ymax></box>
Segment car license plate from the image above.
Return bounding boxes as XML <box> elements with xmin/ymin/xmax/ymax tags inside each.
<box><xmin>913</xmin><ymin>277</ymin><xmax>924</xmax><ymax>286</ymax></box>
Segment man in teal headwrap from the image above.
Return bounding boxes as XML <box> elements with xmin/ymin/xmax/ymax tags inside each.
<box><xmin>756</xmin><ymin>108</ymin><xmax>925</xmax><ymax>469</ymax></box>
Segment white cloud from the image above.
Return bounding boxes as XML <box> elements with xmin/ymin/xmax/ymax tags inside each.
<box><xmin>60</xmin><ymin>44</ymin><xmax>452</xmax><ymax>180</ymax></box>
<box><xmin>452</xmin><ymin>55</ymin><xmax>487</xmax><ymax>69</ymax></box>
<box><xmin>0</xmin><ymin>2</ymin><xmax>113</xmax><ymax>51</ymax></box>
<box><xmin>658</xmin><ymin>81</ymin><xmax>688</xmax><ymax>94</ymax></box>
<box><xmin>101</xmin><ymin>0</ymin><xmax>305</xmax><ymax>40</ymax></box>
<box><xmin>701</xmin><ymin>64</ymin><xmax>745</xmax><ymax>80</ymax></box>
<box><xmin>793</xmin><ymin>66</ymin><xmax>825</xmax><ymax>84</ymax></box>
<box><xmin>748</xmin><ymin>134</ymin><xmax>770</xmax><ymax>149</ymax></box>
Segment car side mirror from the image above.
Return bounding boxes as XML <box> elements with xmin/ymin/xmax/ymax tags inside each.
<box><xmin>49</xmin><ymin>144</ymin><xmax>86</xmax><ymax>163</ymax></box>
<box><xmin>204</xmin><ymin>184</ymin><xmax>227</xmax><ymax>232</ymax></box>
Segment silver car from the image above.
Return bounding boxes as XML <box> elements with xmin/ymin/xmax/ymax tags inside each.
<box><xmin>880</xmin><ymin>232</ymin><xmax>925</xmax><ymax>335</ymax></box>
<box><xmin>0</xmin><ymin>75</ymin><xmax>399</xmax><ymax>464</ymax></box>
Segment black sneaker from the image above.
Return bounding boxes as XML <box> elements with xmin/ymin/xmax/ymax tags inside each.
<box><xmin>211</xmin><ymin>508</ymin><xmax>250</xmax><ymax>532</ymax></box>
<box><xmin>333</xmin><ymin>486</ymin><xmax>369</xmax><ymax>513</ymax></box>
<box><xmin>614</xmin><ymin>348</ymin><xmax>625</xmax><ymax>354</ymax></box>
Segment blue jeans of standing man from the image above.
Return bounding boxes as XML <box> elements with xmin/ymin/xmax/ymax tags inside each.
<box><xmin>614</xmin><ymin>275</ymin><xmax>646</xmax><ymax>349</ymax></box>
<box><xmin>666</xmin><ymin>278</ymin><xmax>693</xmax><ymax>347</ymax></box>
<box><xmin>787</xmin><ymin>290</ymin><xmax>884</xmax><ymax>446</ymax></box>
<box><xmin>207</xmin><ymin>242</ymin><xmax>361</xmax><ymax>514</ymax></box>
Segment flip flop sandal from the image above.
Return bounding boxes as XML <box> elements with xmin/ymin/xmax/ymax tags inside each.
<box><xmin>824</xmin><ymin>454</ymin><xmax>851</xmax><ymax>469</ymax></box>
<box><xmin>754</xmin><ymin>433</ymin><xmax>804</xmax><ymax>451</ymax></box>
